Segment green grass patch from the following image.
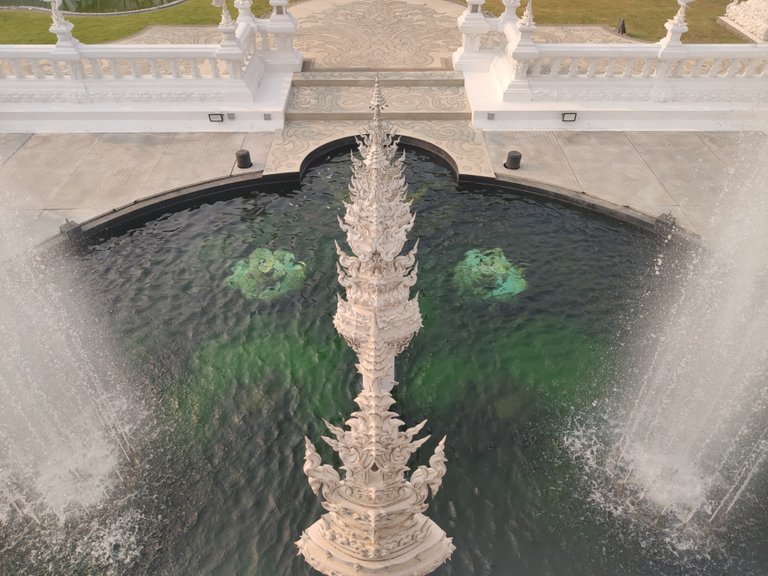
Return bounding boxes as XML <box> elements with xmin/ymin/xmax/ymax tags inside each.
<box><xmin>0</xmin><ymin>0</ymin><xmax>269</xmax><ymax>44</ymax></box>
<box><xmin>482</xmin><ymin>0</ymin><xmax>740</xmax><ymax>43</ymax></box>
<box><xmin>0</xmin><ymin>0</ymin><xmax>741</xmax><ymax>45</ymax></box>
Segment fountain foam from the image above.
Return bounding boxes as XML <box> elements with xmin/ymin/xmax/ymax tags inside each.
<box><xmin>611</xmin><ymin>146</ymin><xmax>768</xmax><ymax>529</ymax></box>
<box><xmin>0</xmin><ymin>211</ymin><xmax>147</xmax><ymax>573</ymax></box>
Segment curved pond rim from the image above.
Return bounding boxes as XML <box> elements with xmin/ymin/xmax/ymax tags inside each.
<box><xmin>41</xmin><ymin>140</ymin><xmax>698</xmax><ymax>255</ymax></box>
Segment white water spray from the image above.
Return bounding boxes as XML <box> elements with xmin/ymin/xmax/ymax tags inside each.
<box><xmin>613</xmin><ymin>145</ymin><xmax>768</xmax><ymax>527</ymax></box>
<box><xmin>0</xmin><ymin>213</ymin><xmax>138</xmax><ymax>529</ymax></box>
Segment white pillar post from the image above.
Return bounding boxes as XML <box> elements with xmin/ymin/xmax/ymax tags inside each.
<box><xmin>213</xmin><ymin>0</ymin><xmax>245</xmax><ymax>79</ymax></box>
<box><xmin>234</xmin><ymin>0</ymin><xmax>258</xmax><ymax>26</ymax></box>
<box><xmin>46</xmin><ymin>0</ymin><xmax>83</xmax><ymax>80</ymax></box>
<box><xmin>497</xmin><ymin>0</ymin><xmax>539</xmax><ymax>100</ymax></box>
<box><xmin>452</xmin><ymin>0</ymin><xmax>492</xmax><ymax>71</ymax></box>
<box><xmin>654</xmin><ymin>0</ymin><xmax>693</xmax><ymax>100</ymax></box>
<box><xmin>264</xmin><ymin>0</ymin><xmax>303</xmax><ymax>71</ymax></box>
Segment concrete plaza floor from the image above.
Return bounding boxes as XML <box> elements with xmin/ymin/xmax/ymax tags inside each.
<box><xmin>2</xmin><ymin>128</ymin><xmax>764</xmax><ymax>259</ymax></box>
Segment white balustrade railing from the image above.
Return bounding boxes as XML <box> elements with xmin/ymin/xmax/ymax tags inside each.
<box><xmin>0</xmin><ymin>45</ymin><xmax>230</xmax><ymax>81</ymax></box>
<box><xmin>454</xmin><ymin>0</ymin><xmax>768</xmax><ymax>117</ymax></box>
<box><xmin>523</xmin><ymin>44</ymin><xmax>768</xmax><ymax>81</ymax></box>
<box><xmin>0</xmin><ymin>0</ymin><xmax>302</xmax><ymax>131</ymax></box>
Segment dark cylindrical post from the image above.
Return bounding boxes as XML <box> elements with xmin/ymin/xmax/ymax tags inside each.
<box><xmin>505</xmin><ymin>150</ymin><xmax>522</xmax><ymax>170</ymax></box>
<box><xmin>236</xmin><ymin>149</ymin><xmax>252</xmax><ymax>169</ymax></box>
<box><xmin>619</xmin><ymin>18</ymin><xmax>627</xmax><ymax>35</ymax></box>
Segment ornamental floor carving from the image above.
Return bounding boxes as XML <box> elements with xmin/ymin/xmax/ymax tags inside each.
<box><xmin>286</xmin><ymin>85</ymin><xmax>471</xmax><ymax>120</ymax></box>
<box><xmin>290</xmin><ymin>0</ymin><xmax>464</xmax><ymax>70</ymax></box>
<box><xmin>264</xmin><ymin>120</ymin><xmax>494</xmax><ymax>178</ymax></box>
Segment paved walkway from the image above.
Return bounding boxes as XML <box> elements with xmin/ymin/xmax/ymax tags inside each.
<box><xmin>3</xmin><ymin>127</ymin><xmax>764</xmax><ymax>260</ymax></box>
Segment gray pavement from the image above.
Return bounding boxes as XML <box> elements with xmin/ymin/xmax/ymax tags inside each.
<box><xmin>3</xmin><ymin>128</ymin><xmax>764</xmax><ymax>260</ymax></box>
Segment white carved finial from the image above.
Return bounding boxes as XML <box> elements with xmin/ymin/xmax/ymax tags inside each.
<box><xmin>521</xmin><ymin>0</ymin><xmax>535</xmax><ymax>26</ymax></box>
<box><xmin>370</xmin><ymin>74</ymin><xmax>387</xmax><ymax>121</ymax></box>
<box><xmin>212</xmin><ymin>0</ymin><xmax>234</xmax><ymax>27</ymax></box>
<box><xmin>44</xmin><ymin>0</ymin><xmax>66</xmax><ymax>26</ymax></box>
<box><xmin>298</xmin><ymin>83</ymin><xmax>454</xmax><ymax>576</ymax></box>
<box><xmin>672</xmin><ymin>0</ymin><xmax>694</xmax><ymax>26</ymax></box>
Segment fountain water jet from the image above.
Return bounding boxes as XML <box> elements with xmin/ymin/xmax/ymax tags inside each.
<box><xmin>0</xmin><ymin>211</ymin><xmax>143</xmax><ymax>569</ymax></box>
<box><xmin>610</xmin><ymin>146</ymin><xmax>768</xmax><ymax>530</ymax></box>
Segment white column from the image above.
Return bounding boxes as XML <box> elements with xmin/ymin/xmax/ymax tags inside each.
<box><xmin>452</xmin><ymin>0</ymin><xmax>492</xmax><ymax>71</ymax></box>
<box><xmin>654</xmin><ymin>0</ymin><xmax>692</xmax><ymax>101</ymax></box>
<box><xmin>264</xmin><ymin>0</ymin><xmax>303</xmax><ymax>71</ymax></box>
<box><xmin>46</xmin><ymin>0</ymin><xmax>83</xmax><ymax>79</ymax></box>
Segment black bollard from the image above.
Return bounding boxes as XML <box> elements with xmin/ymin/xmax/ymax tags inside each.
<box><xmin>619</xmin><ymin>18</ymin><xmax>627</xmax><ymax>35</ymax></box>
<box><xmin>504</xmin><ymin>150</ymin><xmax>522</xmax><ymax>170</ymax></box>
<box><xmin>235</xmin><ymin>149</ymin><xmax>252</xmax><ymax>169</ymax></box>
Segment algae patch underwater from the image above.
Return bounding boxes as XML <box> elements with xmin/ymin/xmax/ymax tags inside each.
<box><xmin>454</xmin><ymin>248</ymin><xmax>527</xmax><ymax>300</ymax></box>
<box><xmin>225</xmin><ymin>247</ymin><xmax>306</xmax><ymax>301</ymax></box>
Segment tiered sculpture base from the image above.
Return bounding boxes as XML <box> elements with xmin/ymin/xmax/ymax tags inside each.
<box><xmin>298</xmin><ymin>515</ymin><xmax>454</xmax><ymax>576</ymax></box>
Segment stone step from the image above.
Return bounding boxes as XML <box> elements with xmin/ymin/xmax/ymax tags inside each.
<box><xmin>285</xmin><ymin>84</ymin><xmax>471</xmax><ymax>121</ymax></box>
<box><xmin>292</xmin><ymin>71</ymin><xmax>464</xmax><ymax>87</ymax></box>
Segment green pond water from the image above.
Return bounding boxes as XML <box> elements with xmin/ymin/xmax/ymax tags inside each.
<box><xmin>3</xmin><ymin>148</ymin><xmax>766</xmax><ymax>575</ymax></box>
<box><xmin>0</xmin><ymin>0</ymin><xmax>178</xmax><ymax>13</ymax></box>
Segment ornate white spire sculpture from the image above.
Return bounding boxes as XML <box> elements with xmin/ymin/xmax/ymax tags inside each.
<box><xmin>297</xmin><ymin>79</ymin><xmax>455</xmax><ymax>576</ymax></box>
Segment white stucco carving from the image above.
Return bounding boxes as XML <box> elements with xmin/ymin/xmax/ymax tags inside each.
<box><xmin>297</xmin><ymin>79</ymin><xmax>455</xmax><ymax>576</ymax></box>
<box><xmin>726</xmin><ymin>0</ymin><xmax>768</xmax><ymax>41</ymax></box>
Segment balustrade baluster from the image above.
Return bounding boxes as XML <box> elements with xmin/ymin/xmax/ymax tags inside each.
<box><xmin>52</xmin><ymin>61</ymin><xmax>63</xmax><ymax>79</ymax></box>
<box><xmin>621</xmin><ymin>59</ymin><xmax>634</xmax><ymax>78</ymax></box>
<box><xmin>108</xmin><ymin>59</ymin><xmax>119</xmax><ymax>79</ymax></box>
<box><xmin>586</xmin><ymin>59</ymin><xmax>598</xmax><ymax>78</ymax></box>
<box><xmin>549</xmin><ymin>58</ymin><xmax>562</xmax><ymax>77</ymax></box>
<box><xmin>11</xmin><ymin>59</ymin><xmax>25</xmax><ymax>79</ymax></box>
<box><xmin>707</xmin><ymin>59</ymin><xmax>723</xmax><ymax>78</ymax></box>
<box><xmin>568</xmin><ymin>59</ymin><xmax>579</xmax><ymax>78</ymax></box>
<box><xmin>130</xmin><ymin>60</ymin><xmax>140</xmax><ymax>79</ymax></box>
<box><xmin>725</xmin><ymin>60</ymin><xmax>741</xmax><ymax>78</ymax></box>
<box><xmin>211</xmin><ymin>59</ymin><xmax>221</xmax><ymax>78</ymax></box>
<box><xmin>171</xmin><ymin>60</ymin><xmax>181</xmax><ymax>78</ymax></box>
<box><xmin>192</xmin><ymin>60</ymin><xmax>201</xmax><ymax>79</ymax></box>
<box><xmin>605</xmin><ymin>59</ymin><xmax>617</xmax><ymax>78</ymax></box>
<box><xmin>742</xmin><ymin>59</ymin><xmax>760</xmax><ymax>78</ymax></box>
<box><xmin>29</xmin><ymin>60</ymin><xmax>44</xmax><ymax>79</ymax></box>
<box><xmin>640</xmin><ymin>60</ymin><xmax>653</xmax><ymax>78</ymax></box>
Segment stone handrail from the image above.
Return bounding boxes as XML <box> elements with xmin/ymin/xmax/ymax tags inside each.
<box><xmin>454</xmin><ymin>0</ymin><xmax>768</xmax><ymax>105</ymax></box>
<box><xmin>526</xmin><ymin>43</ymin><xmax>768</xmax><ymax>80</ymax></box>
<box><xmin>0</xmin><ymin>44</ymin><xmax>228</xmax><ymax>80</ymax></box>
<box><xmin>0</xmin><ymin>0</ymin><xmax>302</xmax><ymax>132</ymax></box>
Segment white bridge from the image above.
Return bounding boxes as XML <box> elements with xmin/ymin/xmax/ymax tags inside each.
<box><xmin>0</xmin><ymin>0</ymin><xmax>766</xmax><ymax>132</ymax></box>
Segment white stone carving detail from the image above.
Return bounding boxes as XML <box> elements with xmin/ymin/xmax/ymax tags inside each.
<box><xmin>45</xmin><ymin>0</ymin><xmax>66</xmax><ymax>27</ymax></box>
<box><xmin>297</xmin><ymin>79</ymin><xmax>455</xmax><ymax>576</ymax></box>
<box><xmin>726</xmin><ymin>0</ymin><xmax>768</xmax><ymax>41</ymax></box>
